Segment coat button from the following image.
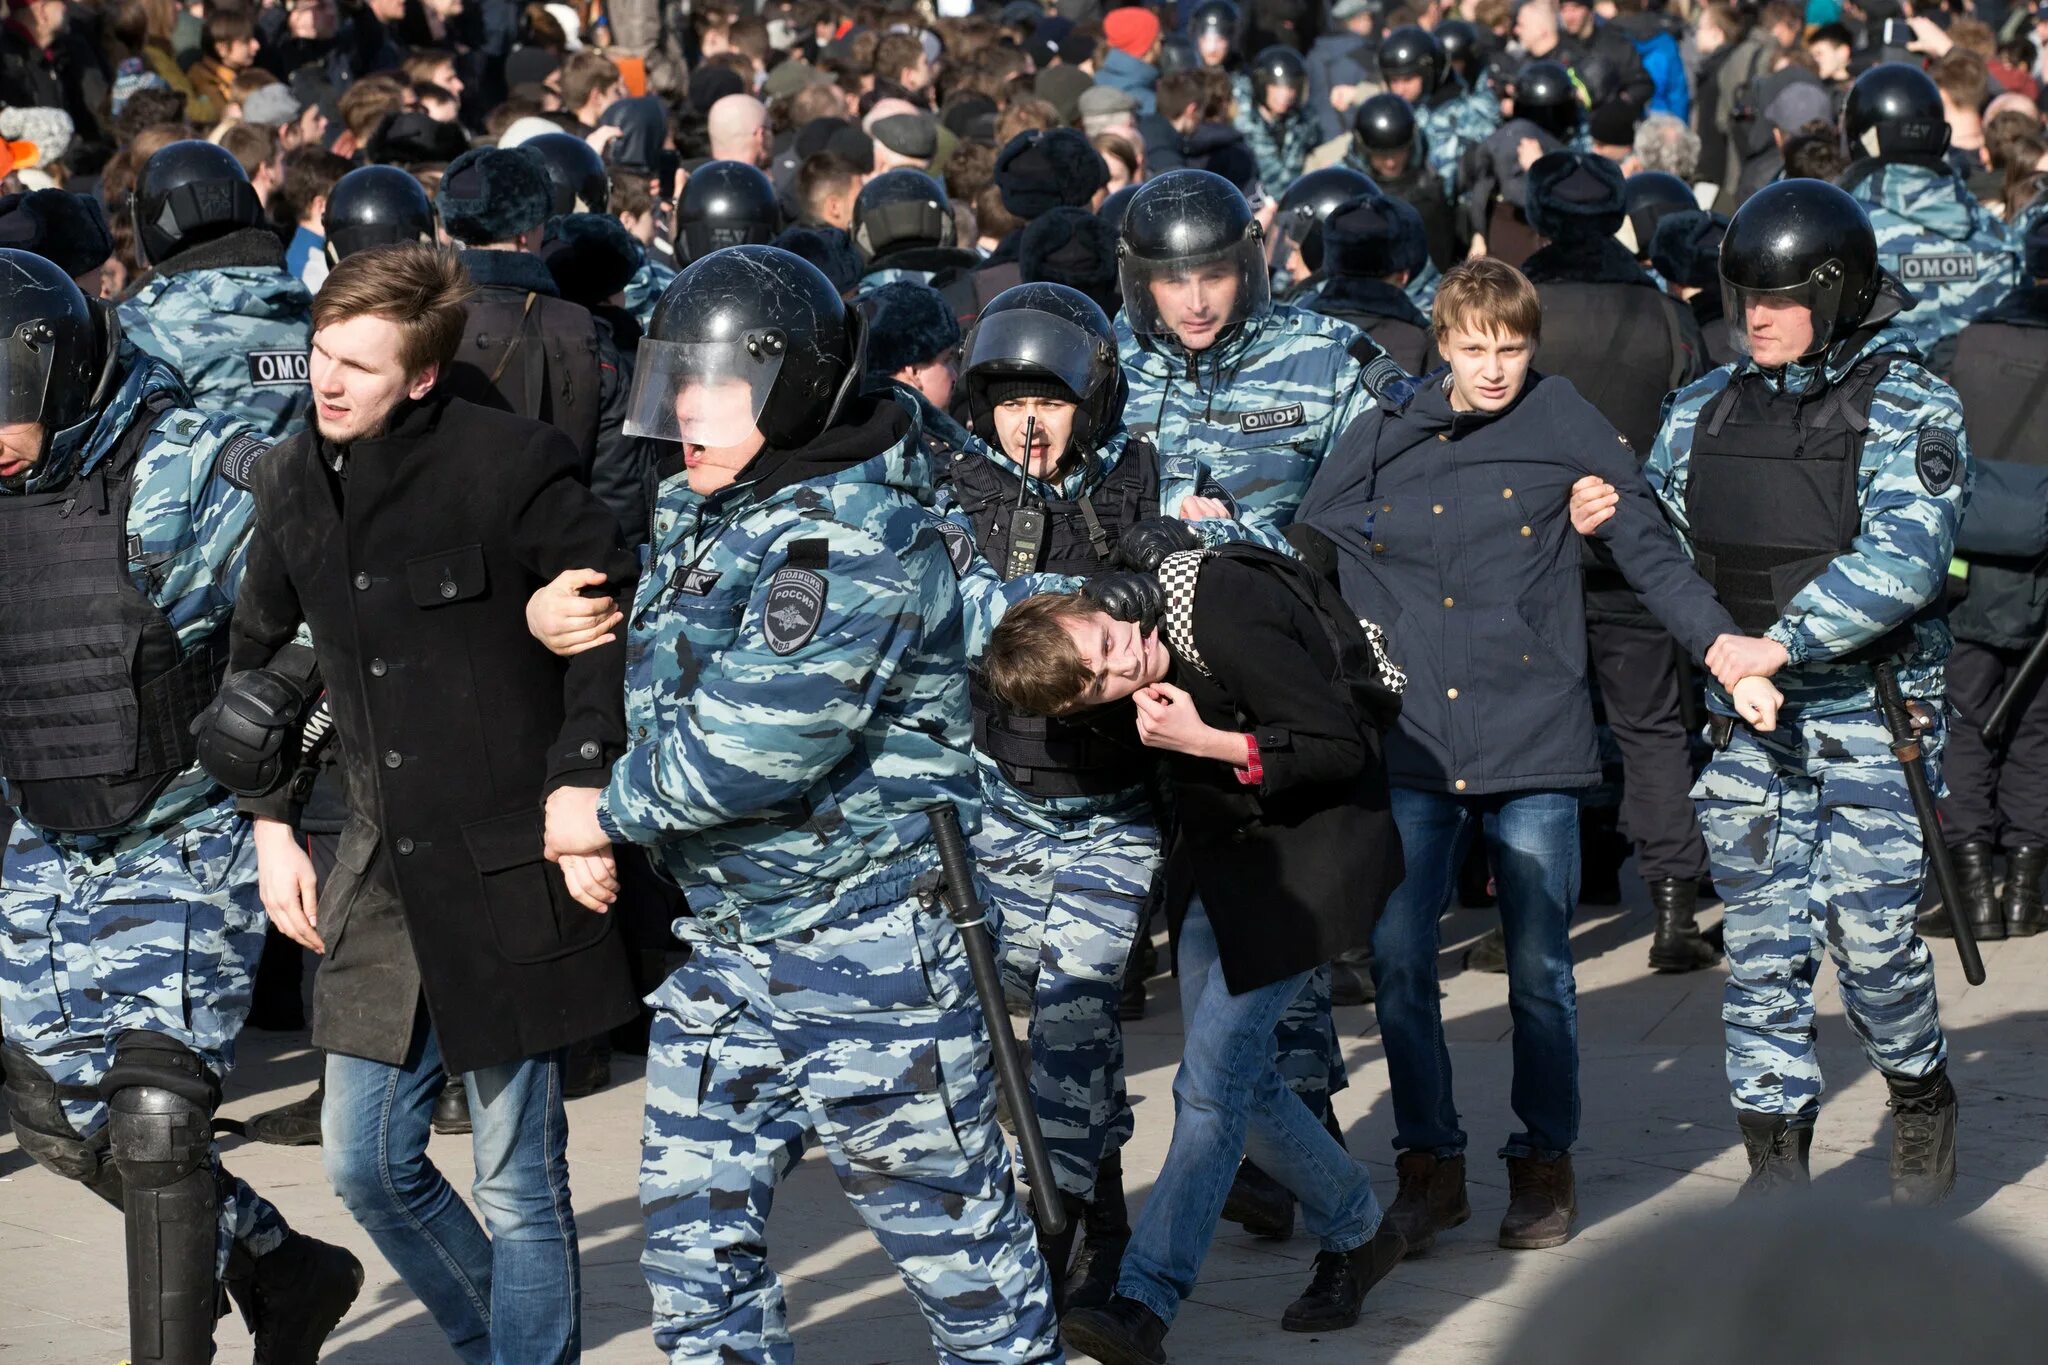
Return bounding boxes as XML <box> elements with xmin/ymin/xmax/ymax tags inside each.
<box><xmin>1437</xmin><ymin>433</ymin><xmax>1448</xmax><ymax>441</ymax></box>
<box><xmin>439</xmin><ymin>579</ymin><xmax>458</xmax><ymax>599</ymax></box>
<box><xmin>1502</xmin><ymin>488</ymin><xmax>1513</xmax><ymax>498</ymax></box>
<box><xmin>579</xmin><ymin>740</ymin><xmax>601</xmax><ymax>760</ymax></box>
<box><xmin>1381</xmin><ymin>504</ymin><xmax>1391</xmax><ymax>513</ymax></box>
<box><xmin>1447</xmin><ymin>687</ymin><xmax>1459</xmax><ymax>699</ymax></box>
<box><xmin>1372</xmin><ymin>542</ymin><xmax>1384</xmax><ymax>553</ymax></box>
<box><xmin>1521</xmin><ymin>525</ymin><xmax>1532</xmax><ymax>536</ymax></box>
<box><xmin>1432</xmin><ymin>503</ymin><xmax>1443</xmax><ymax>514</ymax></box>
<box><xmin>1443</xmin><ymin>596</ymin><xmax>1454</xmax><ymax>608</ymax></box>
<box><xmin>1455</xmin><ymin>779</ymin><xmax>1468</xmax><ymax>791</ymax></box>
<box><xmin>396</xmin><ymin>837</ymin><xmax>415</xmax><ymax>855</ymax></box>
<box><xmin>383</xmin><ymin>750</ymin><xmax>402</xmax><ymax>768</ymax></box>
<box><xmin>353</xmin><ymin>572</ymin><xmax>370</xmax><ymax>590</ymax></box>
<box><xmin>369</xmin><ymin>658</ymin><xmax>387</xmax><ymax>677</ymax></box>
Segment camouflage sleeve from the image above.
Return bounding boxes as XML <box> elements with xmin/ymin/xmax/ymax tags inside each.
<box><xmin>1763</xmin><ymin>368</ymin><xmax>1970</xmax><ymax>665</ymax></box>
<box><xmin>1156</xmin><ymin>452</ymin><xmax>1295</xmax><ymax>553</ymax></box>
<box><xmin>157</xmin><ymin>414</ymin><xmax>267</xmax><ymax>647</ymax></box>
<box><xmin>597</xmin><ymin>520</ymin><xmax>924</xmax><ymax>844</ymax></box>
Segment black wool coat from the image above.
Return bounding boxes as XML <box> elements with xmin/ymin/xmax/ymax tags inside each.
<box><xmin>230</xmin><ymin>391</ymin><xmax>640</xmax><ymax>1072</ymax></box>
<box><xmin>1163</xmin><ymin>554</ymin><xmax>1404</xmax><ymax>995</ymax></box>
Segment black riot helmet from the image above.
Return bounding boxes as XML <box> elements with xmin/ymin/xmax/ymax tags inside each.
<box><xmin>1117</xmin><ymin>168</ymin><xmax>1270</xmax><ymax>342</ymax></box>
<box><xmin>1249</xmin><ymin>45</ymin><xmax>1309</xmax><ymax>109</ymax></box>
<box><xmin>1437</xmin><ymin>19</ymin><xmax>1481</xmax><ymax>82</ymax></box>
<box><xmin>628</xmin><ymin>244</ymin><xmax>866</xmax><ymax>450</ymax></box>
<box><xmin>1156</xmin><ymin>32</ymin><xmax>1202</xmax><ymax>75</ymax></box>
<box><xmin>1377</xmin><ymin>25</ymin><xmax>1445</xmax><ymax>97</ymax></box>
<box><xmin>1098</xmin><ymin>183</ymin><xmax>1140</xmax><ymax>234</ymax></box>
<box><xmin>1511</xmin><ymin>61</ymin><xmax>1581</xmax><ymax>140</ymax></box>
<box><xmin>852</xmin><ymin>168</ymin><xmax>953</xmax><ymax>259</ymax></box>
<box><xmin>1354</xmin><ymin>92</ymin><xmax>1420</xmax><ymax>161</ymax></box>
<box><xmin>1719</xmin><ymin>178</ymin><xmax>1881</xmax><ymax>362</ymax></box>
<box><xmin>0</xmin><ymin>248</ymin><xmax>110</xmax><ymax>439</ymax></box>
<box><xmin>322</xmin><ymin>166</ymin><xmax>437</xmax><ymax>265</ymax></box>
<box><xmin>132</xmin><ymin>139</ymin><xmax>264</xmax><ymax>267</ymax></box>
<box><xmin>1272</xmin><ymin>166</ymin><xmax>1379</xmax><ymax>274</ymax></box>
<box><xmin>523</xmin><ymin>131</ymin><xmax>612</xmax><ymax>215</ymax></box>
<box><xmin>962</xmin><ymin>282</ymin><xmax>1128</xmax><ymax>453</ymax></box>
<box><xmin>1844</xmin><ymin>62</ymin><xmax>1951</xmax><ymax>161</ymax></box>
<box><xmin>675</xmin><ymin>160</ymin><xmax>782</xmax><ymax>264</ymax></box>
<box><xmin>1623</xmin><ymin>171</ymin><xmax>1697</xmax><ymax>260</ymax></box>
<box><xmin>1187</xmin><ymin>0</ymin><xmax>1241</xmax><ymax>59</ymax></box>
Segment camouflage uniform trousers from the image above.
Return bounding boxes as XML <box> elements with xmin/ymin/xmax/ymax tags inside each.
<box><xmin>1693</xmin><ymin>710</ymin><xmax>1949</xmax><ymax>1119</ymax></box>
<box><xmin>976</xmin><ymin>805</ymin><xmax>1159</xmax><ymax>1202</ymax></box>
<box><xmin>639</xmin><ymin>888</ymin><xmax>1062</xmax><ymax>1364</ymax></box>
<box><xmin>1274</xmin><ymin>967</ymin><xmax>1347</xmax><ymax>1124</ymax></box>
<box><xmin>0</xmin><ymin>797</ymin><xmax>291</xmax><ymax>1269</ymax></box>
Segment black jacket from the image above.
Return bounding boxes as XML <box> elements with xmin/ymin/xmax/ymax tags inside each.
<box><xmin>1309</xmin><ymin>276</ymin><xmax>1441</xmax><ymax>376</ymax></box>
<box><xmin>229</xmin><ymin>391</ymin><xmax>639</xmax><ymax>1071</ymax></box>
<box><xmin>1166</xmin><ymin>553</ymin><xmax>1402</xmax><ymax>995</ymax></box>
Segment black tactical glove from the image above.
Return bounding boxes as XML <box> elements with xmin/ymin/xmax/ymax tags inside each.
<box><xmin>1082</xmin><ymin>570</ymin><xmax>1165</xmax><ymax>633</ymax></box>
<box><xmin>1113</xmin><ymin>516</ymin><xmax>1202</xmax><ymax>572</ymax></box>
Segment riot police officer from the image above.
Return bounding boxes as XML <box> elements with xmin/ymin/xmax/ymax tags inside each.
<box><xmin>852</xmin><ymin>166</ymin><xmax>981</xmax><ymax>306</ymax></box>
<box><xmin>0</xmin><ymin>248</ymin><xmax>361</xmax><ymax>1364</ymax></box>
<box><xmin>1840</xmin><ymin>63</ymin><xmax>2017</xmax><ymax>354</ymax></box>
<box><xmin>1268</xmin><ymin>165</ymin><xmax>1377</xmax><ymax>299</ymax></box>
<box><xmin>537</xmin><ymin>245</ymin><xmax>1063</xmax><ymax>1363</ymax></box>
<box><xmin>1305</xmin><ymin>192</ymin><xmax>1441</xmax><ymax>375</ymax></box>
<box><xmin>1924</xmin><ymin>217</ymin><xmax>2048</xmax><ymax>942</ymax></box>
<box><xmin>1117</xmin><ymin>167</ymin><xmax>1404</xmax><ymax>1240</ymax></box>
<box><xmin>1573</xmin><ymin>179</ymin><xmax>1968</xmax><ymax>1204</ymax></box>
<box><xmin>523</xmin><ymin>130</ymin><xmax>612</xmax><ymax>216</ymax></box>
<box><xmin>1345</xmin><ymin>93</ymin><xmax>1462</xmax><ymax>270</ymax></box>
<box><xmin>1188</xmin><ymin>0</ymin><xmax>1241</xmax><ymax>70</ymax></box>
<box><xmin>321</xmin><ymin>164</ymin><xmax>438</xmax><ymax>264</ymax></box>
<box><xmin>1651</xmin><ymin>210</ymin><xmax>1737</xmax><ymax>367</ymax></box>
<box><xmin>1622</xmin><ymin>170</ymin><xmax>1697</xmax><ymax>269</ymax></box>
<box><xmin>118</xmin><ymin>140</ymin><xmax>313</xmax><ymax>440</ymax></box>
<box><xmin>1233</xmin><ymin>46</ymin><xmax>1316</xmax><ymax>195</ymax></box>
<box><xmin>672</xmin><ymin>158</ymin><xmax>781</xmax><ymax>265</ymax></box>
<box><xmin>1461</xmin><ymin>60</ymin><xmax>1582</xmax><ymax>265</ymax></box>
<box><xmin>1378</xmin><ymin>24</ymin><xmax>1500</xmax><ymax>197</ymax></box>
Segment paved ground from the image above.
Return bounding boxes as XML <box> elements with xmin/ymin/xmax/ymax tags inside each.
<box><xmin>5</xmin><ymin>880</ymin><xmax>2046</xmax><ymax>1364</ymax></box>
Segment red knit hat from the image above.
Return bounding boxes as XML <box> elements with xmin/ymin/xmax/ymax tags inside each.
<box><xmin>1103</xmin><ymin>7</ymin><xmax>1162</xmax><ymax>60</ymax></box>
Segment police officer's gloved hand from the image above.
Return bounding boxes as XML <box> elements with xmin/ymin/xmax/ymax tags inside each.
<box><xmin>1114</xmin><ymin>517</ymin><xmax>1202</xmax><ymax>571</ymax></box>
<box><xmin>1083</xmin><ymin>570</ymin><xmax>1165</xmax><ymax>633</ymax></box>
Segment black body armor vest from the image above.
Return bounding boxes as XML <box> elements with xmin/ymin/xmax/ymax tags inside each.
<box><xmin>0</xmin><ymin>398</ymin><xmax>223</xmax><ymax>834</ymax></box>
<box><xmin>1687</xmin><ymin>355</ymin><xmax>1898</xmax><ymax>636</ymax></box>
<box><xmin>1948</xmin><ymin>319</ymin><xmax>2048</xmax><ymax>465</ymax></box>
<box><xmin>946</xmin><ymin>439</ymin><xmax>1158</xmax><ymax>798</ymax></box>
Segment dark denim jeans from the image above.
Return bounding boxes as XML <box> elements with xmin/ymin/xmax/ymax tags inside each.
<box><xmin>324</xmin><ymin>1019</ymin><xmax>579</xmax><ymax>1365</ymax></box>
<box><xmin>1370</xmin><ymin>786</ymin><xmax>1582</xmax><ymax>1160</ymax></box>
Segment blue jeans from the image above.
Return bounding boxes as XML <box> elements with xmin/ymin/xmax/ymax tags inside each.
<box><xmin>1370</xmin><ymin>787</ymin><xmax>1581</xmax><ymax>1160</ymax></box>
<box><xmin>324</xmin><ymin>1019</ymin><xmax>580</xmax><ymax>1365</ymax></box>
<box><xmin>1116</xmin><ymin>895</ymin><xmax>1382</xmax><ymax>1326</ymax></box>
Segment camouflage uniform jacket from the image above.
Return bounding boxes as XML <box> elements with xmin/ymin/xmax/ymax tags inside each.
<box><xmin>1418</xmin><ymin>79</ymin><xmax>1501</xmax><ymax>197</ymax></box>
<box><xmin>596</xmin><ymin>391</ymin><xmax>980</xmax><ymax>942</ymax></box>
<box><xmin>624</xmin><ymin>256</ymin><xmax>677</xmax><ymax>330</ymax></box>
<box><xmin>1</xmin><ymin>356</ymin><xmax>267</xmax><ymax>842</ymax></box>
<box><xmin>117</xmin><ymin>226</ymin><xmax>314</xmax><ymax>441</ymax></box>
<box><xmin>1841</xmin><ymin>158</ymin><xmax>2018</xmax><ymax>355</ymax></box>
<box><xmin>1646</xmin><ymin>324</ymin><xmax>1971</xmax><ymax>716</ymax></box>
<box><xmin>1230</xmin><ymin>73</ymin><xmax>1317</xmax><ymax>195</ymax></box>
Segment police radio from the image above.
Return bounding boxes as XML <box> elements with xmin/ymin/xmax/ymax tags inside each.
<box><xmin>1004</xmin><ymin>415</ymin><xmax>1047</xmax><ymax>579</ymax></box>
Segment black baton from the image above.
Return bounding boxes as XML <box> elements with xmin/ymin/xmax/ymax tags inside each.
<box><xmin>1874</xmin><ymin>662</ymin><xmax>1986</xmax><ymax>985</ymax></box>
<box><xmin>926</xmin><ymin>803</ymin><xmax>1069</xmax><ymax>1235</ymax></box>
<box><xmin>1979</xmin><ymin>627</ymin><xmax>2048</xmax><ymax>750</ymax></box>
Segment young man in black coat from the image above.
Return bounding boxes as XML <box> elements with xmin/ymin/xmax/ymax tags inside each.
<box><xmin>227</xmin><ymin>244</ymin><xmax>639</xmax><ymax>1364</ymax></box>
<box><xmin>982</xmin><ymin>542</ymin><xmax>1408</xmax><ymax>1365</ymax></box>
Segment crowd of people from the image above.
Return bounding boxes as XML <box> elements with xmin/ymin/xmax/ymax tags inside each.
<box><xmin>0</xmin><ymin>0</ymin><xmax>2043</xmax><ymax>1361</ymax></box>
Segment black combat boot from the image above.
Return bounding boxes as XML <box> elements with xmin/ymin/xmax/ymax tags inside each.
<box><xmin>1279</xmin><ymin>1225</ymin><xmax>1407</xmax><ymax>1332</ymax></box>
<box><xmin>1221</xmin><ymin>1158</ymin><xmax>1295</xmax><ymax>1239</ymax></box>
<box><xmin>1384</xmin><ymin>1152</ymin><xmax>1470</xmax><ymax>1255</ymax></box>
<box><xmin>2003</xmin><ymin>844</ymin><xmax>2046</xmax><ymax>937</ymax></box>
<box><xmin>1924</xmin><ymin>841</ymin><xmax>2000</xmax><ymax>941</ymax></box>
<box><xmin>223</xmin><ymin>1231</ymin><xmax>365</xmax><ymax>1365</ymax></box>
<box><xmin>1464</xmin><ymin>925</ymin><xmax>1507</xmax><ymax>974</ymax></box>
<box><xmin>1647</xmin><ymin>877</ymin><xmax>1720</xmax><ymax>973</ymax></box>
<box><xmin>245</xmin><ymin>1085</ymin><xmax>324</xmax><ymax>1147</ymax></box>
<box><xmin>1736</xmin><ymin>1112</ymin><xmax>1813</xmax><ymax>1198</ymax></box>
<box><xmin>1067</xmin><ymin>1151</ymin><xmax>1131</xmax><ymax>1312</ymax></box>
<box><xmin>1062</xmin><ymin>1296</ymin><xmax>1168</xmax><ymax>1365</ymax></box>
<box><xmin>1887</xmin><ymin>1069</ymin><xmax>1958</xmax><ymax>1207</ymax></box>
<box><xmin>431</xmin><ymin>1074</ymin><xmax>471</xmax><ymax>1136</ymax></box>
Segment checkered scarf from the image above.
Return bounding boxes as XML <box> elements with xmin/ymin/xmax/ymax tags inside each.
<box><xmin>1156</xmin><ymin>548</ymin><xmax>1209</xmax><ymax>677</ymax></box>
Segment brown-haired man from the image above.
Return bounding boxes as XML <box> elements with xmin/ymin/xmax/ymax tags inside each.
<box><xmin>226</xmin><ymin>243</ymin><xmax>639</xmax><ymax>1365</ymax></box>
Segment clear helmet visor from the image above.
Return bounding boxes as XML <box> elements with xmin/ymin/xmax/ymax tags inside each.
<box><xmin>622</xmin><ymin>337</ymin><xmax>786</xmax><ymax>446</ymax></box>
<box><xmin>1118</xmin><ymin>237</ymin><xmax>1272</xmax><ymax>347</ymax></box>
<box><xmin>961</xmin><ymin>310</ymin><xmax>1111</xmax><ymax>400</ymax></box>
<box><xmin>0</xmin><ymin>321</ymin><xmax>58</xmax><ymax>428</ymax></box>
<box><xmin>1721</xmin><ymin>268</ymin><xmax>1845</xmax><ymax>362</ymax></box>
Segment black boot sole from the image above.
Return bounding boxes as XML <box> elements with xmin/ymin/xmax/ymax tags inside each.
<box><xmin>1281</xmin><ymin>1228</ymin><xmax>1409</xmax><ymax>1332</ymax></box>
<box><xmin>1648</xmin><ymin>942</ymin><xmax>1720</xmax><ymax>973</ymax></box>
<box><xmin>1062</xmin><ymin>1315</ymin><xmax>1167</xmax><ymax>1365</ymax></box>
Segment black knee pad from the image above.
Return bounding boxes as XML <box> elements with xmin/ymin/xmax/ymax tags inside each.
<box><xmin>103</xmin><ymin>1030</ymin><xmax>220</xmax><ymax>1181</ymax></box>
<box><xmin>1</xmin><ymin>1041</ymin><xmax>123</xmax><ymax>1203</ymax></box>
